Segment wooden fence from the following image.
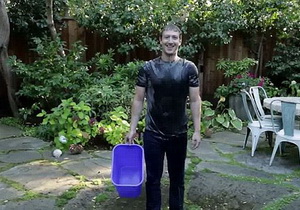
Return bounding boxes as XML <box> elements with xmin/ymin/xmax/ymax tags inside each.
<box><xmin>3</xmin><ymin>18</ymin><xmax>276</xmax><ymax>105</ymax></box>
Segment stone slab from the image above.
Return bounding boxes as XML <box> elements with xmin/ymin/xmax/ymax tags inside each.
<box><xmin>93</xmin><ymin>150</ymin><xmax>112</xmax><ymax>159</ymax></box>
<box><xmin>0</xmin><ymin>151</ymin><xmax>42</xmax><ymax>163</ymax></box>
<box><xmin>0</xmin><ymin>160</ymin><xmax>79</xmax><ymax>196</ymax></box>
<box><xmin>0</xmin><ymin>198</ymin><xmax>57</xmax><ymax>210</ymax></box>
<box><xmin>196</xmin><ymin>162</ymin><xmax>275</xmax><ymax>179</ymax></box>
<box><xmin>0</xmin><ymin>137</ymin><xmax>49</xmax><ymax>151</ymax></box>
<box><xmin>62</xmin><ymin>158</ymin><xmax>111</xmax><ymax>180</ymax></box>
<box><xmin>0</xmin><ymin>124</ymin><xmax>22</xmax><ymax>139</ymax></box>
<box><xmin>0</xmin><ymin>182</ymin><xmax>24</xmax><ymax>201</ymax></box>
<box><xmin>41</xmin><ymin>149</ymin><xmax>93</xmax><ymax>162</ymax></box>
<box><xmin>188</xmin><ymin>141</ymin><xmax>231</xmax><ymax>162</ymax></box>
<box><xmin>234</xmin><ymin>152</ymin><xmax>298</xmax><ymax>175</ymax></box>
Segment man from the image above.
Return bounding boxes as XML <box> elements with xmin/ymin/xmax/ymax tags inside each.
<box><xmin>126</xmin><ymin>23</ymin><xmax>201</xmax><ymax>210</ymax></box>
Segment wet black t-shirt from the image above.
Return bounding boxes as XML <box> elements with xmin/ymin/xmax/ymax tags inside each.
<box><xmin>136</xmin><ymin>57</ymin><xmax>199</xmax><ymax>136</ymax></box>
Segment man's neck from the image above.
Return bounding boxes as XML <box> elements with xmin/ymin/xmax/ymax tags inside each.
<box><xmin>160</xmin><ymin>54</ymin><xmax>180</xmax><ymax>62</ymax></box>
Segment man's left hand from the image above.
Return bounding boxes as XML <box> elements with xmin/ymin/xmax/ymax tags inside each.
<box><xmin>191</xmin><ymin>131</ymin><xmax>201</xmax><ymax>149</ymax></box>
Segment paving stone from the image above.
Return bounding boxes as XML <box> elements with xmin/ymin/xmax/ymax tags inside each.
<box><xmin>207</xmin><ymin>130</ymin><xmax>246</xmax><ymax>146</ymax></box>
<box><xmin>0</xmin><ymin>182</ymin><xmax>24</xmax><ymax>201</ymax></box>
<box><xmin>0</xmin><ymin>137</ymin><xmax>49</xmax><ymax>151</ymax></box>
<box><xmin>0</xmin><ymin>198</ymin><xmax>57</xmax><ymax>210</ymax></box>
<box><xmin>213</xmin><ymin>142</ymin><xmax>246</xmax><ymax>154</ymax></box>
<box><xmin>196</xmin><ymin>162</ymin><xmax>275</xmax><ymax>179</ymax></box>
<box><xmin>62</xmin><ymin>158</ymin><xmax>112</xmax><ymax>180</ymax></box>
<box><xmin>41</xmin><ymin>149</ymin><xmax>93</xmax><ymax>162</ymax></box>
<box><xmin>93</xmin><ymin>150</ymin><xmax>112</xmax><ymax>159</ymax></box>
<box><xmin>0</xmin><ymin>160</ymin><xmax>79</xmax><ymax>196</ymax></box>
<box><xmin>0</xmin><ymin>125</ymin><xmax>22</xmax><ymax>139</ymax></box>
<box><xmin>188</xmin><ymin>141</ymin><xmax>231</xmax><ymax>162</ymax></box>
<box><xmin>234</xmin><ymin>152</ymin><xmax>298</xmax><ymax>175</ymax></box>
<box><xmin>0</xmin><ymin>151</ymin><xmax>42</xmax><ymax>163</ymax></box>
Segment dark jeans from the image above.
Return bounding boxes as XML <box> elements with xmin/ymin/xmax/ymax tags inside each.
<box><xmin>143</xmin><ymin>130</ymin><xmax>187</xmax><ymax>210</ymax></box>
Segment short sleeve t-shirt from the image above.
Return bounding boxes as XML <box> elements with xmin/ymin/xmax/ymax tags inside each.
<box><xmin>136</xmin><ymin>57</ymin><xmax>199</xmax><ymax>136</ymax></box>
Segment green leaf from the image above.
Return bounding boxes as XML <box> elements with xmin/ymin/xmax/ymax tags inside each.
<box><xmin>231</xmin><ymin>119</ymin><xmax>243</xmax><ymax>130</ymax></box>
<box><xmin>222</xmin><ymin>120</ymin><xmax>230</xmax><ymax>128</ymax></box>
<box><xmin>216</xmin><ymin>115</ymin><xmax>225</xmax><ymax>124</ymax></box>
<box><xmin>228</xmin><ymin>108</ymin><xmax>237</xmax><ymax>119</ymax></box>
<box><xmin>204</xmin><ymin>109</ymin><xmax>215</xmax><ymax>116</ymax></box>
<box><xmin>78</xmin><ymin>112</ymin><xmax>84</xmax><ymax>119</ymax></box>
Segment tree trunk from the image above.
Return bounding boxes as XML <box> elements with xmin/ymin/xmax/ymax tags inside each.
<box><xmin>0</xmin><ymin>0</ymin><xmax>19</xmax><ymax>118</ymax></box>
<box><xmin>45</xmin><ymin>0</ymin><xmax>65</xmax><ymax>57</ymax></box>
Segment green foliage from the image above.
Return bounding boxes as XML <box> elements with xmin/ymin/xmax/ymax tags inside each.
<box><xmin>37</xmin><ymin>98</ymin><xmax>99</xmax><ymax>151</ymax></box>
<box><xmin>7</xmin><ymin>0</ymin><xmax>67</xmax><ymax>40</ymax></box>
<box><xmin>0</xmin><ymin>117</ymin><xmax>23</xmax><ymax>128</ymax></box>
<box><xmin>212</xmin><ymin>108</ymin><xmax>243</xmax><ymax>131</ymax></box>
<box><xmin>266</xmin><ymin>33</ymin><xmax>300</xmax><ymax>92</ymax></box>
<box><xmin>99</xmin><ymin>106</ymin><xmax>132</xmax><ymax>146</ymax></box>
<box><xmin>216</xmin><ymin>58</ymin><xmax>257</xmax><ymax>78</ymax></box>
<box><xmin>78</xmin><ymin>61</ymin><xmax>142</xmax><ymax>118</ymax></box>
<box><xmin>200</xmin><ymin>101</ymin><xmax>215</xmax><ymax>135</ymax></box>
<box><xmin>9</xmin><ymin>37</ymin><xmax>96</xmax><ymax>118</ymax></box>
<box><xmin>199</xmin><ymin>101</ymin><xmax>242</xmax><ymax>136</ymax></box>
<box><xmin>215</xmin><ymin>58</ymin><xmax>273</xmax><ymax>100</ymax></box>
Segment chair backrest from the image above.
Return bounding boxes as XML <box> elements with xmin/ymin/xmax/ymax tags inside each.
<box><xmin>249</xmin><ymin>86</ymin><xmax>268</xmax><ymax>119</ymax></box>
<box><xmin>240</xmin><ymin>89</ymin><xmax>262</xmax><ymax>124</ymax></box>
<box><xmin>271</xmin><ymin>100</ymin><xmax>297</xmax><ymax>136</ymax></box>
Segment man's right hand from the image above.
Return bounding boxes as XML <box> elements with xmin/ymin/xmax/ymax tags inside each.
<box><xmin>125</xmin><ymin>131</ymin><xmax>136</xmax><ymax>144</ymax></box>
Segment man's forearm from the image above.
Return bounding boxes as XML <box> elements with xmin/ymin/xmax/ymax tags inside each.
<box><xmin>129</xmin><ymin>99</ymin><xmax>144</xmax><ymax>133</ymax></box>
<box><xmin>190</xmin><ymin>98</ymin><xmax>201</xmax><ymax>133</ymax></box>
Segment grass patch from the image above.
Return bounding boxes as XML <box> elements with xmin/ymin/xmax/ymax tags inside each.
<box><xmin>94</xmin><ymin>193</ymin><xmax>109</xmax><ymax>203</ymax></box>
<box><xmin>22</xmin><ymin>191</ymin><xmax>42</xmax><ymax>200</ymax></box>
<box><xmin>220</xmin><ymin>173</ymin><xmax>299</xmax><ymax>190</ymax></box>
<box><xmin>0</xmin><ymin>176</ymin><xmax>27</xmax><ymax>191</ymax></box>
<box><xmin>0</xmin><ymin>117</ymin><xmax>24</xmax><ymax>129</ymax></box>
<box><xmin>55</xmin><ymin>185</ymin><xmax>84</xmax><ymax>208</ymax></box>
<box><xmin>262</xmin><ymin>192</ymin><xmax>300</xmax><ymax>210</ymax></box>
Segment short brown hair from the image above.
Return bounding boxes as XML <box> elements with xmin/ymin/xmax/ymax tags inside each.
<box><xmin>160</xmin><ymin>23</ymin><xmax>182</xmax><ymax>38</ymax></box>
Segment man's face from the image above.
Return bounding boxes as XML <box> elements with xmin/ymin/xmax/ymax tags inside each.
<box><xmin>160</xmin><ymin>30</ymin><xmax>182</xmax><ymax>56</ymax></box>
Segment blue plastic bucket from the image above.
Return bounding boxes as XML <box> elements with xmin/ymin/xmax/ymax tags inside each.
<box><xmin>111</xmin><ymin>144</ymin><xmax>144</xmax><ymax>198</ymax></box>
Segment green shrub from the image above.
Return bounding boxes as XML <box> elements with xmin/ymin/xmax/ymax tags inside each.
<box><xmin>37</xmin><ymin>98</ymin><xmax>100</xmax><ymax>150</ymax></box>
<box><xmin>8</xmin><ymin>37</ymin><xmax>97</xmax><ymax>119</ymax></box>
<box><xmin>78</xmin><ymin>61</ymin><xmax>142</xmax><ymax>118</ymax></box>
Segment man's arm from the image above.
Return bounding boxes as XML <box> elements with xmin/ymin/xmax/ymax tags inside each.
<box><xmin>189</xmin><ymin>86</ymin><xmax>201</xmax><ymax>149</ymax></box>
<box><xmin>126</xmin><ymin>86</ymin><xmax>145</xmax><ymax>143</ymax></box>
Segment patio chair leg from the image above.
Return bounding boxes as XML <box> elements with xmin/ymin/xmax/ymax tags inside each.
<box><xmin>243</xmin><ymin>127</ymin><xmax>250</xmax><ymax>149</ymax></box>
<box><xmin>266</xmin><ymin>131</ymin><xmax>273</xmax><ymax>147</ymax></box>
<box><xmin>269</xmin><ymin>141</ymin><xmax>280</xmax><ymax>166</ymax></box>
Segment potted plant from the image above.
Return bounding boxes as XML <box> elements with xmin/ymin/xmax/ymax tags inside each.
<box><xmin>214</xmin><ymin>58</ymin><xmax>271</xmax><ymax>120</ymax></box>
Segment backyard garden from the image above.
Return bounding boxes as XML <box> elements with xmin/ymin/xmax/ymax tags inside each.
<box><xmin>0</xmin><ymin>0</ymin><xmax>300</xmax><ymax>208</ymax></box>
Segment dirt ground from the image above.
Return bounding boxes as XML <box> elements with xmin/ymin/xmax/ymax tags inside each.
<box><xmin>86</xmin><ymin>171</ymin><xmax>293</xmax><ymax>210</ymax></box>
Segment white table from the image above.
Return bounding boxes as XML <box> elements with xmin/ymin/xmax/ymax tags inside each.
<box><xmin>263</xmin><ymin>97</ymin><xmax>300</xmax><ymax>115</ymax></box>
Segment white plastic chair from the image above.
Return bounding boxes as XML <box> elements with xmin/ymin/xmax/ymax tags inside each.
<box><xmin>249</xmin><ymin>86</ymin><xmax>282</xmax><ymax>121</ymax></box>
<box><xmin>269</xmin><ymin>100</ymin><xmax>300</xmax><ymax>166</ymax></box>
<box><xmin>249</xmin><ymin>86</ymin><xmax>282</xmax><ymax>147</ymax></box>
<box><xmin>240</xmin><ymin>89</ymin><xmax>281</xmax><ymax>156</ymax></box>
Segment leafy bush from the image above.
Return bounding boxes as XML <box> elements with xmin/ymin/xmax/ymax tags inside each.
<box><xmin>266</xmin><ymin>36</ymin><xmax>300</xmax><ymax>84</ymax></box>
<box><xmin>37</xmin><ymin>98</ymin><xmax>100</xmax><ymax>150</ymax></box>
<box><xmin>266</xmin><ymin>34</ymin><xmax>300</xmax><ymax>96</ymax></box>
<box><xmin>9</xmin><ymin>37</ymin><xmax>96</xmax><ymax>119</ymax></box>
<box><xmin>98</xmin><ymin>106</ymin><xmax>130</xmax><ymax>146</ymax></box>
<box><xmin>78</xmin><ymin>61</ymin><xmax>142</xmax><ymax>118</ymax></box>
